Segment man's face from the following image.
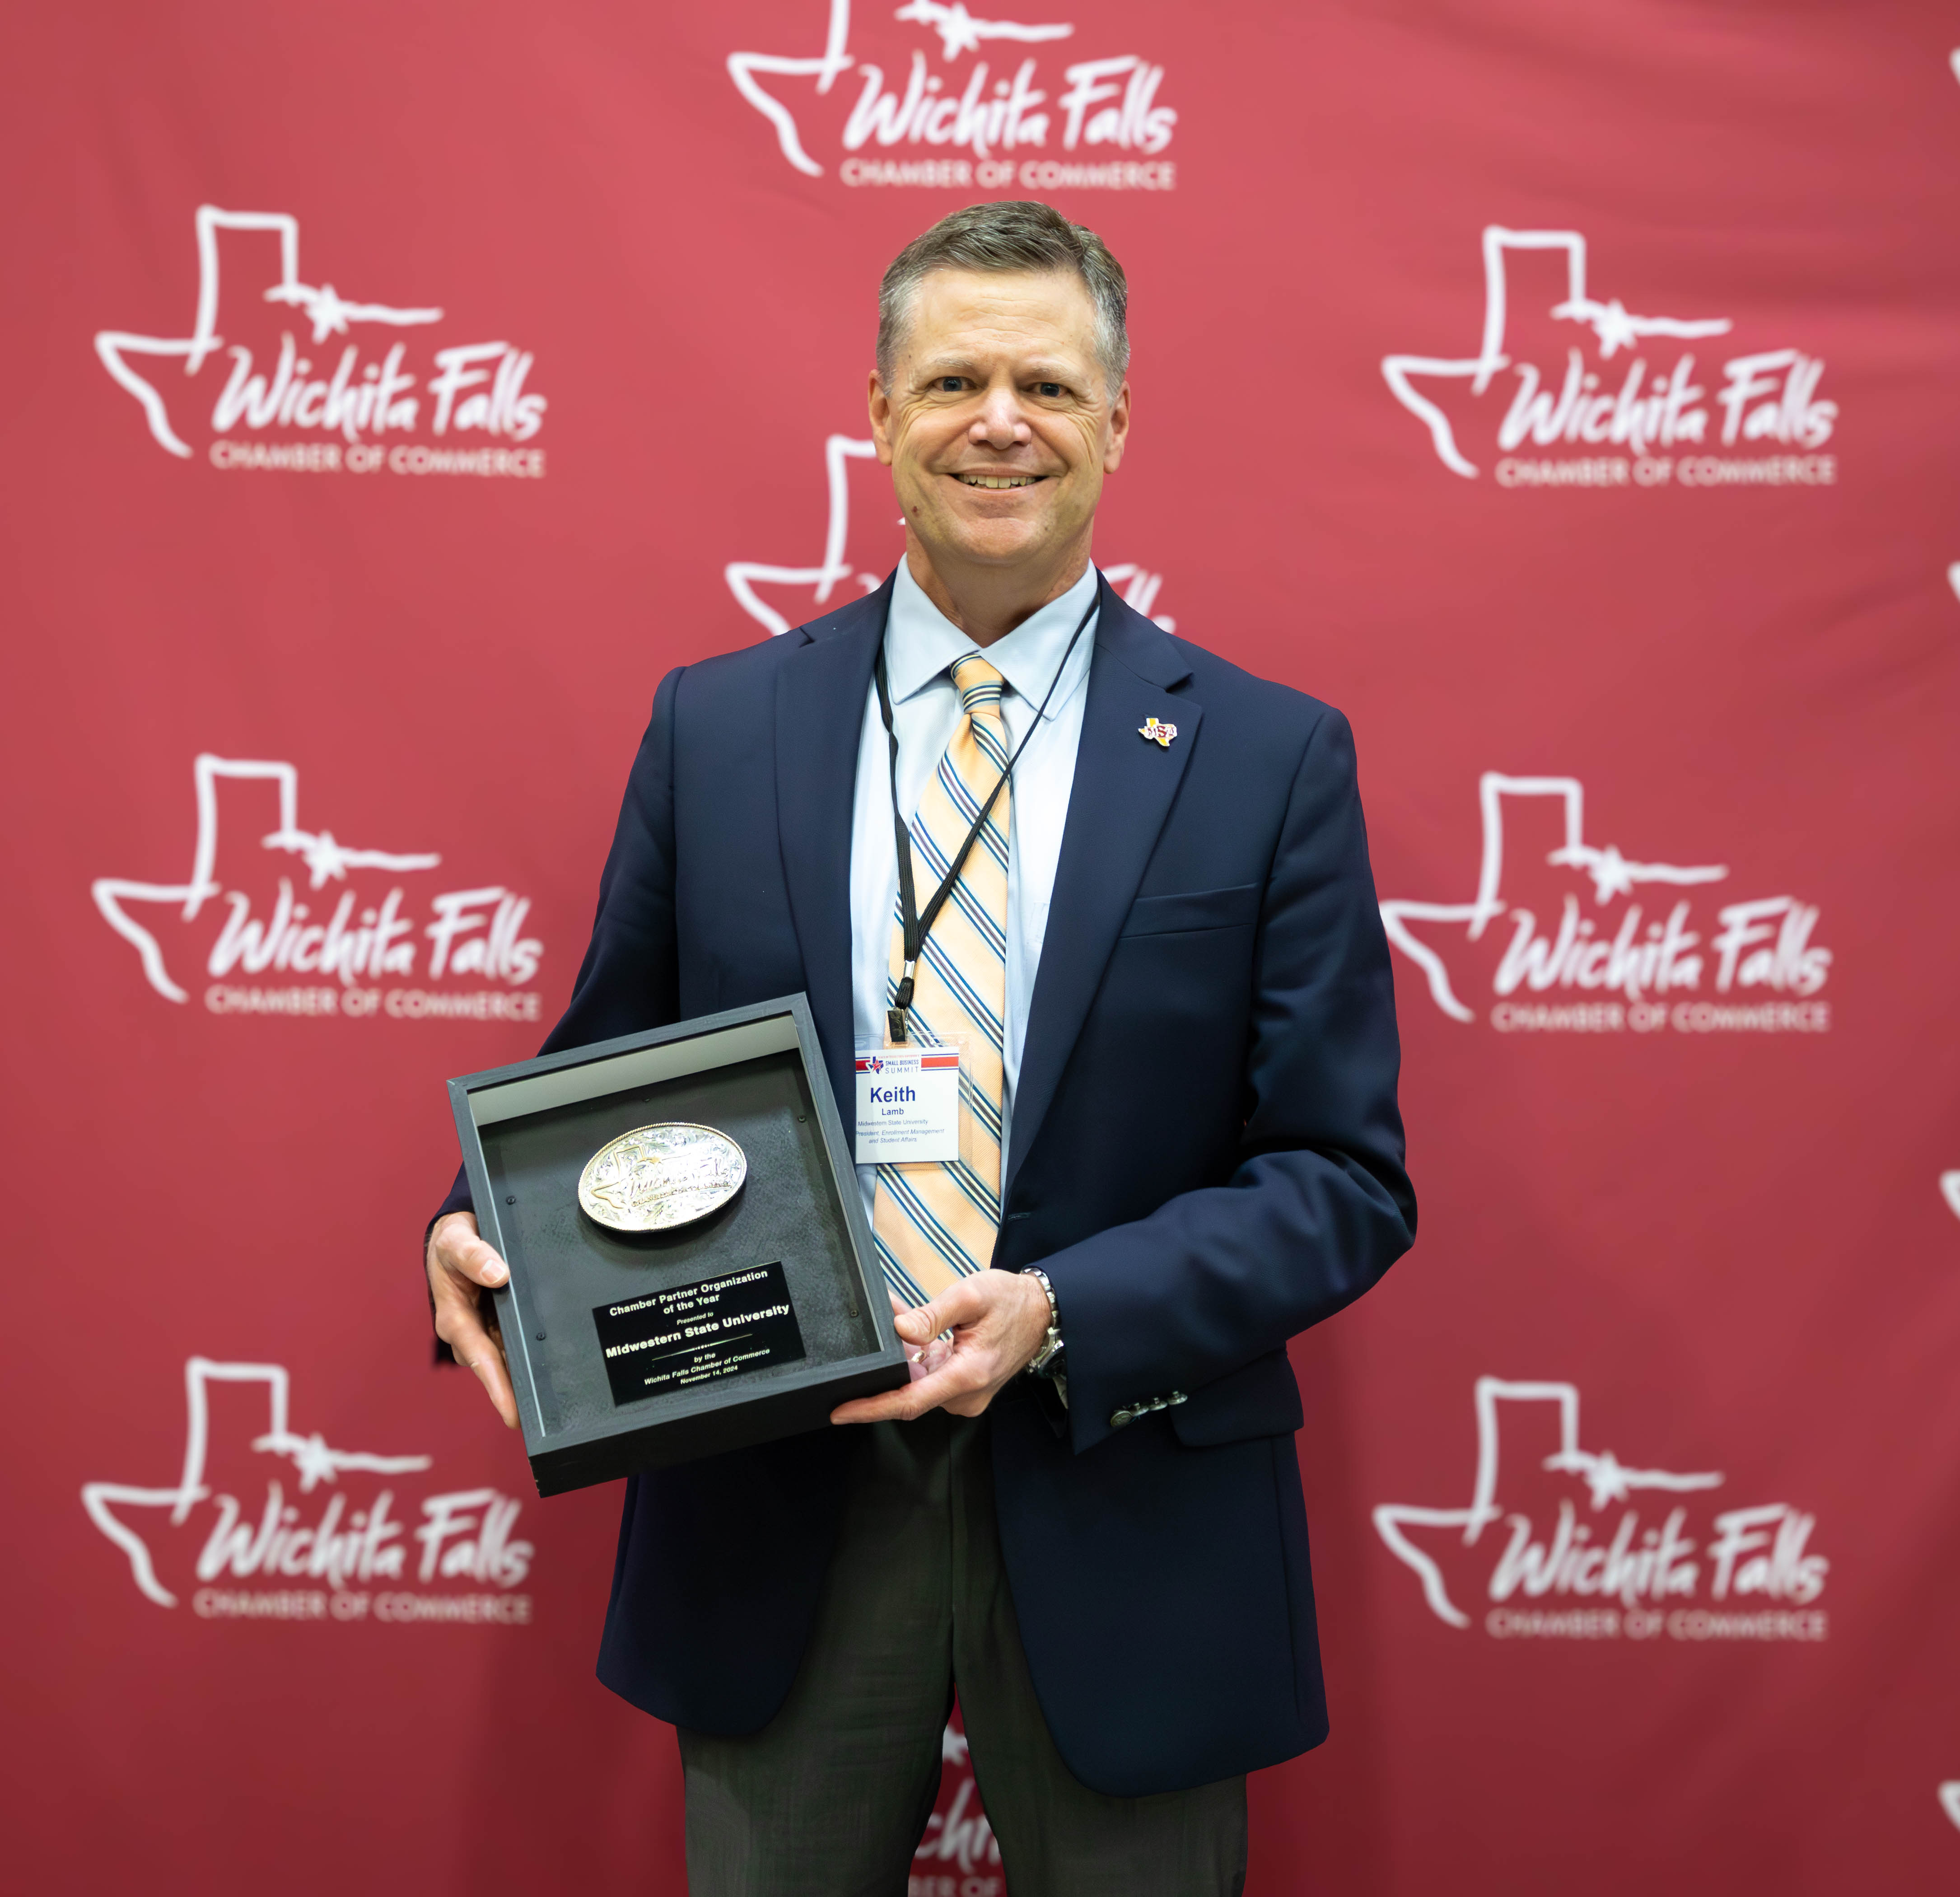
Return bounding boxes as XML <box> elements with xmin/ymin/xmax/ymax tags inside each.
<box><xmin>869</xmin><ymin>267</ymin><xmax>1130</xmax><ymax>575</ymax></box>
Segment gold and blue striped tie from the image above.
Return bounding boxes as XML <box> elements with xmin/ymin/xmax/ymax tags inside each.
<box><xmin>873</xmin><ymin>654</ymin><xmax>1010</xmax><ymax>1304</ymax></box>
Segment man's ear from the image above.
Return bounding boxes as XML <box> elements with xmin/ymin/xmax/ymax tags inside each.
<box><xmin>1102</xmin><ymin>376</ymin><xmax>1132</xmax><ymax>473</ymax></box>
<box><xmin>868</xmin><ymin>370</ymin><xmax>896</xmax><ymax>466</ymax></box>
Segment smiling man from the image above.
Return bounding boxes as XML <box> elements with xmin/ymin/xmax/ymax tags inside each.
<box><xmin>425</xmin><ymin>202</ymin><xmax>1414</xmax><ymax>1896</ymax></box>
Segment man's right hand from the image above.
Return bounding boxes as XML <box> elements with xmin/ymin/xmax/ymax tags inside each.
<box><xmin>427</xmin><ymin>1211</ymin><xmax>519</xmax><ymax>1429</ymax></box>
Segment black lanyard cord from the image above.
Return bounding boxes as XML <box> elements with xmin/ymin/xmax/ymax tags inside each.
<box><xmin>874</xmin><ymin>586</ymin><xmax>1098</xmax><ymax>1040</ymax></box>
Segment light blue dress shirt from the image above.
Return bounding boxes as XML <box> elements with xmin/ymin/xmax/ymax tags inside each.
<box><xmin>849</xmin><ymin>558</ymin><xmax>1098</xmax><ymax>1220</ymax></box>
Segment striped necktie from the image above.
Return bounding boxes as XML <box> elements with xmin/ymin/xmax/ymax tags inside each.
<box><xmin>872</xmin><ymin>654</ymin><xmax>1010</xmax><ymax>1305</ymax></box>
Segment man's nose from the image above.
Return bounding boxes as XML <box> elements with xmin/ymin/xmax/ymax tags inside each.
<box><xmin>967</xmin><ymin>386</ymin><xmax>1031</xmax><ymax>450</ymax></box>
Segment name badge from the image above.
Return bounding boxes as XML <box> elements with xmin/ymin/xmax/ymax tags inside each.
<box><xmin>854</xmin><ymin>1046</ymin><xmax>960</xmax><ymax>1163</ymax></box>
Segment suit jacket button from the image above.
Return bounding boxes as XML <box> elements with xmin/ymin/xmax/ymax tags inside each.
<box><xmin>1111</xmin><ymin>1407</ymin><xmax>1134</xmax><ymax>1429</ymax></box>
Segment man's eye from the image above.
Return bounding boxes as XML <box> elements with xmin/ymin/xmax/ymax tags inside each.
<box><xmin>1034</xmin><ymin>382</ymin><xmax>1065</xmax><ymax>399</ymax></box>
<box><xmin>936</xmin><ymin>377</ymin><xmax>966</xmax><ymax>392</ymax></box>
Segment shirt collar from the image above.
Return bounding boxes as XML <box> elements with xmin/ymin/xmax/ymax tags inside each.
<box><xmin>884</xmin><ymin>559</ymin><xmax>1100</xmax><ymax>717</ymax></box>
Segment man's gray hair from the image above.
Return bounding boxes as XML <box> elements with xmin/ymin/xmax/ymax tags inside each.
<box><xmin>877</xmin><ymin>200</ymin><xmax>1129</xmax><ymax>390</ymax></box>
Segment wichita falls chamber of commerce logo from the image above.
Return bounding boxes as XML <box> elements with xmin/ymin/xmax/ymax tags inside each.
<box><xmin>1373</xmin><ymin>1378</ymin><xmax>1829</xmax><ymax>1644</ymax></box>
<box><xmin>729</xmin><ymin>0</ymin><xmax>1176</xmax><ymax>192</ymax></box>
<box><xmin>96</xmin><ymin>206</ymin><xmax>547</xmax><ymax>477</ymax></box>
<box><xmin>1382</xmin><ymin>228</ymin><xmax>1836</xmax><ymax>490</ymax></box>
<box><xmin>1379</xmin><ymin>774</ymin><xmax>1831</xmax><ymax>1035</ymax></box>
<box><xmin>725</xmin><ymin>431</ymin><xmax>1176</xmax><ymax>637</ymax></box>
<box><xmin>915</xmin><ymin>1717</ymin><xmax>1003</xmax><ymax>1895</ymax></box>
<box><xmin>92</xmin><ymin>753</ymin><xmax>544</xmax><ymax>1022</ymax></box>
<box><xmin>83</xmin><ymin>1358</ymin><xmax>534</xmax><ymax>1624</ymax></box>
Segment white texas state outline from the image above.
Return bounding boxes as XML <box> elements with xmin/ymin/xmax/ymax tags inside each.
<box><xmin>81</xmin><ymin>1358</ymin><xmax>433</xmax><ymax>1609</ymax></box>
<box><xmin>92</xmin><ymin>754</ymin><xmax>441</xmax><ymax>1003</ymax></box>
<box><xmin>727</xmin><ymin>0</ymin><xmax>1075</xmax><ymax>177</ymax></box>
<box><xmin>1381</xmin><ymin>227</ymin><xmax>1732</xmax><ymax>478</ymax></box>
<box><xmin>1372</xmin><ymin>1377</ymin><xmax>1724</xmax><ymax>1629</ymax></box>
<box><xmin>96</xmin><ymin>206</ymin><xmax>443</xmax><ymax>457</ymax></box>
<box><xmin>1378</xmin><ymin>773</ymin><xmax>1728</xmax><ymax>1023</ymax></box>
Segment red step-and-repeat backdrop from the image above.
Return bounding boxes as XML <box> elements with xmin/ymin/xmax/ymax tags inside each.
<box><xmin>6</xmin><ymin>2</ymin><xmax>1959</xmax><ymax>1891</ymax></box>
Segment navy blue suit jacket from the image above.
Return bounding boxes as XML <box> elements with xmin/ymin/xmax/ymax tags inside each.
<box><xmin>436</xmin><ymin>572</ymin><xmax>1414</xmax><ymax>1796</ymax></box>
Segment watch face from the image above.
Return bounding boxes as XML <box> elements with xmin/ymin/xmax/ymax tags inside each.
<box><xmin>577</xmin><ymin>1122</ymin><xmax>747</xmax><ymax>1232</ymax></box>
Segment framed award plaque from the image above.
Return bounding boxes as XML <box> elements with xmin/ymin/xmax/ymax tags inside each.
<box><xmin>447</xmin><ymin>995</ymin><xmax>907</xmax><ymax>1496</ymax></box>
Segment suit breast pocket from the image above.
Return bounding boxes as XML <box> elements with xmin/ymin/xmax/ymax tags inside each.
<box><xmin>1117</xmin><ymin>881</ymin><xmax>1261</xmax><ymax>939</ymax></box>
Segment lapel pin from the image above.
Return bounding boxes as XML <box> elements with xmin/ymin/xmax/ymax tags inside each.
<box><xmin>1138</xmin><ymin>717</ymin><xmax>1178</xmax><ymax>748</ymax></box>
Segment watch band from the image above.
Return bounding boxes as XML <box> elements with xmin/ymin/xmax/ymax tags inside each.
<box><xmin>1023</xmin><ymin>1267</ymin><xmax>1064</xmax><ymax>1381</ymax></box>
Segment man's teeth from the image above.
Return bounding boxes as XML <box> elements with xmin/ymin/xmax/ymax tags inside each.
<box><xmin>958</xmin><ymin>474</ymin><xmax>1041</xmax><ymax>488</ymax></box>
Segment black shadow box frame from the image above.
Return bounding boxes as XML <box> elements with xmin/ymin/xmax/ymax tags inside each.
<box><xmin>448</xmin><ymin>994</ymin><xmax>906</xmax><ymax>1496</ymax></box>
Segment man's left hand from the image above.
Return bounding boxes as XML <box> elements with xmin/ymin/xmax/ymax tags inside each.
<box><xmin>831</xmin><ymin>1269</ymin><xmax>1051</xmax><ymax>1424</ymax></box>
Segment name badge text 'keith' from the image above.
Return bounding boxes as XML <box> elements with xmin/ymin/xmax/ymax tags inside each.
<box><xmin>854</xmin><ymin>1047</ymin><xmax>961</xmax><ymax>1163</ymax></box>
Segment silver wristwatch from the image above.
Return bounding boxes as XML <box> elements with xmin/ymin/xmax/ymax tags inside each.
<box><xmin>1023</xmin><ymin>1268</ymin><xmax>1066</xmax><ymax>1402</ymax></box>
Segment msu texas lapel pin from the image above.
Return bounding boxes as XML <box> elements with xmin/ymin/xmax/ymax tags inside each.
<box><xmin>1138</xmin><ymin>717</ymin><xmax>1177</xmax><ymax>748</ymax></box>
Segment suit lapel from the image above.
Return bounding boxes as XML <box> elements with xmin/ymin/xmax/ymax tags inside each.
<box><xmin>775</xmin><ymin>580</ymin><xmax>891</xmax><ymax>1139</ymax></box>
<box><xmin>1005</xmin><ymin>577</ymin><xmax>1198</xmax><ymax>1204</ymax></box>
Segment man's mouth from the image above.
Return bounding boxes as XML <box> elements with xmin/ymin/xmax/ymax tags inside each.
<box><xmin>955</xmin><ymin>473</ymin><xmax>1045</xmax><ymax>489</ymax></box>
